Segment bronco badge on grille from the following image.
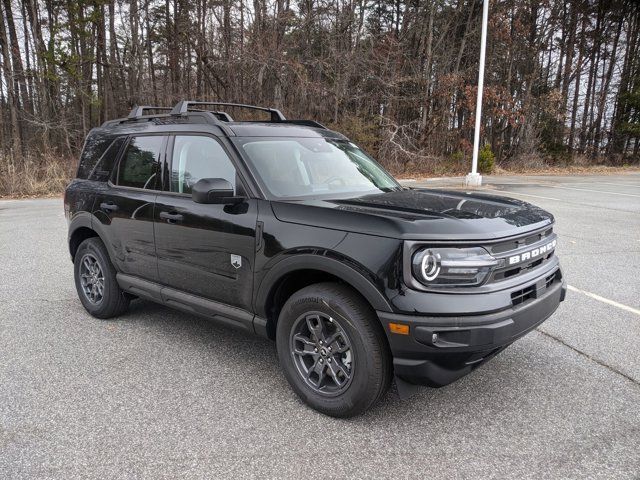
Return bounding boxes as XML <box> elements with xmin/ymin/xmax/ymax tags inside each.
<box><xmin>508</xmin><ymin>239</ymin><xmax>557</xmax><ymax>265</ymax></box>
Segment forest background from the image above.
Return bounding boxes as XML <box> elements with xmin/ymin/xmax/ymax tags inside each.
<box><xmin>1</xmin><ymin>0</ymin><xmax>639</xmax><ymax>195</ymax></box>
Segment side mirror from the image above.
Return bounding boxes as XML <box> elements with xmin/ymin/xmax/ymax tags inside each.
<box><xmin>192</xmin><ymin>178</ymin><xmax>242</xmax><ymax>204</ymax></box>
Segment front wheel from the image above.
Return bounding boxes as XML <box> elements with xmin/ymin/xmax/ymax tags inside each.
<box><xmin>276</xmin><ymin>283</ymin><xmax>392</xmax><ymax>417</ymax></box>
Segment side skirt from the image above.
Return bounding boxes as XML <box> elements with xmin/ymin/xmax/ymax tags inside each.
<box><xmin>117</xmin><ymin>273</ymin><xmax>263</xmax><ymax>335</ymax></box>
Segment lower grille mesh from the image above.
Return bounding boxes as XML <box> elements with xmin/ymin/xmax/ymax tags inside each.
<box><xmin>511</xmin><ymin>285</ymin><xmax>536</xmax><ymax>306</ymax></box>
<box><xmin>510</xmin><ymin>270</ymin><xmax>561</xmax><ymax>307</ymax></box>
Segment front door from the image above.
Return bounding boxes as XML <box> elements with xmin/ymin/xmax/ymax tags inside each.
<box><xmin>154</xmin><ymin>134</ymin><xmax>257</xmax><ymax>311</ymax></box>
<box><xmin>93</xmin><ymin>134</ymin><xmax>166</xmax><ymax>281</ymax></box>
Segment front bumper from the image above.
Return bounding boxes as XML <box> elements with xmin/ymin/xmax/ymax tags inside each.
<box><xmin>378</xmin><ymin>271</ymin><xmax>566</xmax><ymax>387</ymax></box>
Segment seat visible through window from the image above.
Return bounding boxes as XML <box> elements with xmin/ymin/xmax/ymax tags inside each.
<box><xmin>171</xmin><ymin>136</ymin><xmax>236</xmax><ymax>194</ymax></box>
<box><xmin>243</xmin><ymin>141</ymin><xmax>311</xmax><ymax>196</ymax></box>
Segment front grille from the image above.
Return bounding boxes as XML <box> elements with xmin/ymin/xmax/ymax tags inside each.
<box><xmin>492</xmin><ymin>253</ymin><xmax>552</xmax><ymax>281</ymax></box>
<box><xmin>487</xmin><ymin>227</ymin><xmax>553</xmax><ymax>255</ymax></box>
<box><xmin>485</xmin><ymin>227</ymin><xmax>557</xmax><ymax>284</ymax></box>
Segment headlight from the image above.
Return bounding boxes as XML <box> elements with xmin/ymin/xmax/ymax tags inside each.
<box><xmin>411</xmin><ymin>247</ymin><xmax>499</xmax><ymax>287</ymax></box>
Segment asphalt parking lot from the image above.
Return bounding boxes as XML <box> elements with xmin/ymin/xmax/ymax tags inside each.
<box><xmin>1</xmin><ymin>173</ymin><xmax>639</xmax><ymax>479</ymax></box>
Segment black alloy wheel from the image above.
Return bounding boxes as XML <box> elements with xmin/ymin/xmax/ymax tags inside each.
<box><xmin>79</xmin><ymin>253</ymin><xmax>105</xmax><ymax>305</ymax></box>
<box><xmin>290</xmin><ymin>311</ymin><xmax>354</xmax><ymax>396</ymax></box>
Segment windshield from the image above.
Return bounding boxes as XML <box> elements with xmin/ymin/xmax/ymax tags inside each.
<box><xmin>233</xmin><ymin>137</ymin><xmax>401</xmax><ymax>199</ymax></box>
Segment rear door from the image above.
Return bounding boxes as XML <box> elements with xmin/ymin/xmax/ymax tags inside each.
<box><xmin>92</xmin><ymin>135</ymin><xmax>166</xmax><ymax>281</ymax></box>
<box><xmin>154</xmin><ymin>134</ymin><xmax>258</xmax><ymax>311</ymax></box>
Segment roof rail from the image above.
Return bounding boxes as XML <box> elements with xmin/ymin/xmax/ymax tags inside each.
<box><xmin>171</xmin><ymin>101</ymin><xmax>286</xmax><ymax>122</ymax></box>
<box><xmin>188</xmin><ymin>109</ymin><xmax>234</xmax><ymax>122</ymax></box>
<box><xmin>127</xmin><ymin>105</ymin><xmax>172</xmax><ymax>119</ymax></box>
<box><xmin>283</xmin><ymin>120</ymin><xmax>327</xmax><ymax>129</ymax></box>
<box><xmin>213</xmin><ymin>111</ymin><xmax>234</xmax><ymax>122</ymax></box>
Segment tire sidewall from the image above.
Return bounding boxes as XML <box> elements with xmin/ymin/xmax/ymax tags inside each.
<box><xmin>74</xmin><ymin>238</ymin><xmax>121</xmax><ymax>318</ymax></box>
<box><xmin>276</xmin><ymin>285</ymin><xmax>387</xmax><ymax>416</ymax></box>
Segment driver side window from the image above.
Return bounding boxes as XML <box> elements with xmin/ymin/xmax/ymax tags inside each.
<box><xmin>170</xmin><ymin>136</ymin><xmax>237</xmax><ymax>194</ymax></box>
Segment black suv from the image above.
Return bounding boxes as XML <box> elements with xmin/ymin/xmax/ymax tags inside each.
<box><xmin>64</xmin><ymin>101</ymin><xmax>566</xmax><ymax>417</ymax></box>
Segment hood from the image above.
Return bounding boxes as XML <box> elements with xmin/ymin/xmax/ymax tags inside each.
<box><xmin>270</xmin><ymin>188</ymin><xmax>554</xmax><ymax>241</ymax></box>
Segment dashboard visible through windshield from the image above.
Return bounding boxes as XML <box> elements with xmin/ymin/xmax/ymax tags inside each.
<box><xmin>233</xmin><ymin>137</ymin><xmax>401</xmax><ymax>199</ymax></box>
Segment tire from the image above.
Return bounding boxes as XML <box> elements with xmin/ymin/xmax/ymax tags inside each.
<box><xmin>74</xmin><ymin>237</ymin><xmax>130</xmax><ymax>319</ymax></box>
<box><xmin>276</xmin><ymin>282</ymin><xmax>392</xmax><ymax>417</ymax></box>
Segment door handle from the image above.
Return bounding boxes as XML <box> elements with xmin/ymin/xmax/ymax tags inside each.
<box><xmin>100</xmin><ymin>201</ymin><xmax>119</xmax><ymax>212</ymax></box>
<box><xmin>159</xmin><ymin>211</ymin><xmax>184</xmax><ymax>223</ymax></box>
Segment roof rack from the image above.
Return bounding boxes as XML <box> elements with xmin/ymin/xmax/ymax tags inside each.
<box><xmin>188</xmin><ymin>108</ymin><xmax>234</xmax><ymax>122</ymax></box>
<box><xmin>281</xmin><ymin>119</ymin><xmax>327</xmax><ymax>129</ymax></box>
<box><xmin>213</xmin><ymin>111</ymin><xmax>234</xmax><ymax>122</ymax></box>
<box><xmin>171</xmin><ymin>101</ymin><xmax>286</xmax><ymax>122</ymax></box>
<box><xmin>109</xmin><ymin>101</ymin><xmax>326</xmax><ymax>132</ymax></box>
<box><xmin>127</xmin><ymin>105</ymin><xmax>172</xmax><ymax>119</ymax></box>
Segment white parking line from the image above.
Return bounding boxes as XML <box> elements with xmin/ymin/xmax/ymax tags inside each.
<box><xmin>570</xmin><ymin>182</ymin><xmax>639</xmax><ymax>188</ymax></box>
<box><xmin>547</xmin><ymin>185</ymin><xmax>640</xmax><ymax>198</ymax></box>
<box><xmin>568</xmin><ymin>285</ymin><xmax>640</xmax><ymax>316</ymax></box>
<box><xmin>483</xmin><ymin>188</ymin><xmax>561</xmax><ymax>201</ymax></box>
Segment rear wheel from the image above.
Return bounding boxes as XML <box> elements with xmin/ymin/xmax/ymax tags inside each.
<box><xmin>276</xmin><ymin>282</ymin><xmax>392</xmax><ymax>417</ymax></box>
<box><xmin>74</xmin><ymin>237</ymin><xmax>130</xmax><ymax>319</ymax></box>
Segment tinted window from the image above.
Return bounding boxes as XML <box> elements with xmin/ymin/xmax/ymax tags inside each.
<box><xmin>117</xmin><ymin>136</ymin><xmax>164</xmax><ymax>189</ymax></box>
<box><xmin>88</xmin><ymin>137</ymin><xmax>126</xmax><ymax>181</ymax></box>
<box><xmin>77</xmin><ymin>129</ymin><xmax>114</xmax><ymax>179</ymax></box>
<box><xmin>170</xmin><ymin>136</ymin><xmax>236</xmax><ymax>194</ymax></box>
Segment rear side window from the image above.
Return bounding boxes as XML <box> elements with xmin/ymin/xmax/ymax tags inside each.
<box><xmin>116</xmin><ymin>136</ymin><xmax>164</xmax><ymax>189</ymax></box>
<box><xmin>88</xmin><ymin>137</ymin><xmax>126</xmax><ymax>181</ymax></box>
<box><xmin>77</xmin><ymin>130</ymin><xmax>114</xmax><ymax>179</ymax></box>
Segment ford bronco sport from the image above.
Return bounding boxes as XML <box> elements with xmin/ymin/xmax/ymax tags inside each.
<box><xmin>64</xmin><ymin>101</ymin><xmax>566</xmax><ymax>417</ymax></box>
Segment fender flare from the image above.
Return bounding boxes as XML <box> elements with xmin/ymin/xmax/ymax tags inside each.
<box><xmin>254</xmin><ymin>253</ymin><xmax>393</xmax><ymax>318</ymax></box>
<box><xmin>68</xmin><ymin>213</ymin><xmax>118</xmax><ymax>264</ymax></box>
<box><xmin>68</xmin><ymin>212</ymin><xmax>92</xmax><ymax>233</ymax></box>
<box><xmin>67</xmin><ymin>213</ymin><xmax>93</xmax><ymax>257</ymax></box>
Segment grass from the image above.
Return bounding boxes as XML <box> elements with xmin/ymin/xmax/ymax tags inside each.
<box><xmin>0</xmin><ymin>154</ymin><xmax>76</xmax><ymax>198</ymax></box>
<box><xmin>388</xmin><ymin>153</ymin><xmax>640</xmax><ymax>179</ymax></box>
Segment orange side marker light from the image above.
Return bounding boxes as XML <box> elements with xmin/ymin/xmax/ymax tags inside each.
<box><xmin>389</xmin><ymin>323</ymin><xmax>409</xmax><ymax>335</ymax></box>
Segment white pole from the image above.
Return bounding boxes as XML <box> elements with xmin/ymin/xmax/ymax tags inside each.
<box><xmin>466</xmin><ymin>0</ymin><xmax>489</xmax><ymax>187</ymax></box>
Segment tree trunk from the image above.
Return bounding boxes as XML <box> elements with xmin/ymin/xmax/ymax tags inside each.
<box><xmin>593</xmin><ymin>14</ymin><xmax>623</xmax><ymax>155</ymax></box>
<box><xmin>579</xmin><ymin>3</ymin><xmax>602</xmax><ymax>153</ymax></box>
<box><xmin>0</xmin><ymin>0</ymin><xmax>22</xmax><ymax>158</ymax></box>
<box><xmin>568</xmin><ymin>13</ymin><xmax>587</xmax><ymax>152</ymax></box>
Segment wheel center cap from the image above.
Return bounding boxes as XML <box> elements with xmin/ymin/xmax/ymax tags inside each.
<box><xmin>320</xmin><ymin>347</ymin><xmax>329</xmax><ymax>357</ymax></box>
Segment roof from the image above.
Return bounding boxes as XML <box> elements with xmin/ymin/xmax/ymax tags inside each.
<box><xmin>226</xmin><ymin>122</ymin><xmax>347</xmax><ymax>139</ymax></box>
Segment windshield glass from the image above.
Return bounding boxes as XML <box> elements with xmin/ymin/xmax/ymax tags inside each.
<box><xmin>233</xmin><ymin>137</ymin><xmax>401</xmax><ymax>199</ymax></box>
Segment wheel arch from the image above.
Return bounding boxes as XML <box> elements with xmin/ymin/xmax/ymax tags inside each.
<box><xmin>68</xmin><ymin>213</ymin><xmax>113</xmax><ymax>263</ymax></box>
<box><xmin>255</xmin><ymin>254</ymin><xmax>392</xmax><ymax>339</ymax></box>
